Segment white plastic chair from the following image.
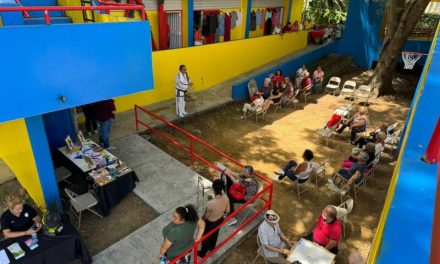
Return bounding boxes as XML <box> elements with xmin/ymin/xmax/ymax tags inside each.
<box><xmin>254</xmin><ymin>102</ymin><xmax>271</xmax><ymax>123</ymax></box>
<box><xmin>292</xmin><ymin>173</ymin><xmax>313</xmax><ymax>200</ymax></box>
<box><xmin>252</xmin><ymin>235</ymin><xmax>269</xmax><ymax>264</ymax></box>
<box><xmin>248</xmin><ymin>79</ymin><xmax>258</xmax><ymax>98</ymax></box>
<box><xmin>332</xmin><ymin>198</ymin><xmax>354</xmax><ymax>238</ymax></box>
<box><xmin>64</xmin><ymin>188</ymin><xmax>102</xmax><ymax>228</ymax></box>
<box><xmin>340</xmin><ymin>80</ymin><xmax>357</xmax><ymax>98</ymax></box>
<box><xmin>324</xmin><ymin>77</ymin><xmax>341</xmax><ymax>95</ymax></box>
<box><xmin>354</xmin><ymin>85</ymin><xmax>372</xmax><ymax>104</ymax></box>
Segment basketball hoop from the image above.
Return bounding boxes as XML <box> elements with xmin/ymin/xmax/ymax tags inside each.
<box><xmin>402</xmin><ymin>51</ymin><xmax>423</xmax><ymax>70</ymax></box>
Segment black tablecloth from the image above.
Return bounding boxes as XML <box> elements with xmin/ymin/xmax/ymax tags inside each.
<box><xmin>94</xmin><ymin>171</ymin><xmax>139</xmax><ymax>216</ymax></box>
<box><xmin>0</xmin><ymin>216</ymin><xmax>92</xmax><ymax>264</ymax></box>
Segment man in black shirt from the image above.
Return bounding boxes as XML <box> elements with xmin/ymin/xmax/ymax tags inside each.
<box><xmin>1</xmin><ymin>196</ymin><xmax>42</xmax><ymax>238</ymax></box>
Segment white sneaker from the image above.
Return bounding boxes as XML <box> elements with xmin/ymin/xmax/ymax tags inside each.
<box><xmin>226</xmin><ymin>218</ymin><xmax>238</xmax><ymax>226</ymax></box>
<box><xmin>274</xmin><ymin>169</ymin><xmax>285</xmax><ymax>176</ymax></box>
<box><xmin>327</xmin><ymin>178</ymin><xmax>334</xmax><ymax>184</ymax></box>
<box><xmin>340</xmin><ymin>187</ymin><xmax>349</xmax><ymax>195</ymax></box>
<box><xmin>271</xmin><ymin>175</ymin><xmax>284</xmax><ymax>183</ymax></box>
<box><xmin>106</xmin><ymin>146</ymin><xmax>116</xmax><ymax>150</ymax></box>
<box><xmin>178</xmin><ymin>114</ymin><xmax>184</xmax><ymax>118</ymax></box>
<box><xmin>294</xmin><ymin>99</ymin><xmax>299</xmax><ymax>103</ymax></box>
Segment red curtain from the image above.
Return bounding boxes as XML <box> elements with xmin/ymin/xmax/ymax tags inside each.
<box><xmin>158</xmin><ymin>0</ymin><xmax>169</xmax><ymax>50</ymax></box>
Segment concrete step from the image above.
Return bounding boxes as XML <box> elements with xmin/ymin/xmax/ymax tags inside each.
<box><xmin>24</xmin><ymin>16</ymin><xmax>72</xmax><ymax>25</ymax></box>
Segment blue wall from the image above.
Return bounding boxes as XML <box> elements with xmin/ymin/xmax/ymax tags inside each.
<box><xmin>0</xmin><ymin>2</ymin><xmax>24</xmax><ymax>26</ymax></box>
<box><xmin>337</xmin><ymin>0</ymin><xmax>383</xmax><ymax>68</ymax></box>
<box><xmin>43</xmin><ymin>109</ymin><xmax>76</xmax><ymax>152</ymax></box>
<box><xmin>0</xmin><ymin>21</ymin><xmax>154</xmax><ymax>123</ymax></box>
<box><xmin>376</xmin><ymin>30</ymin><xmax>440</xmax><ymax>263</ymax></box>
<box><xmin>232</xmin><ymin>41</ymin><xmax>338</xmax><ymax>100</ymax></box>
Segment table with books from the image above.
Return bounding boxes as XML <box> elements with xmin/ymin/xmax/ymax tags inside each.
<box><xmin>0</xmin><ymin>216</ymin><xmax>92</xmax><ymax>264</ymax></box>
<box><xmin>58</xmin><ymin>139</ymin><xmax>138</xmax><ymax>216</ymax></box>
<box><xmin>287</xmin><ymin>238</ymin><xmax>335</xmax><ymax>264</ymax></box>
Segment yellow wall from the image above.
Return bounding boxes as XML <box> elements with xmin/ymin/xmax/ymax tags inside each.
<box><xmin>290</xmin><ymin>0</ymin><xmax>304</xmax><ymax>23</ymax></box>
<box><xmin>114</xmin><ymin>31</ymin><xmax>308</xmax><ymax>112</ymax></box>
<box><xmin>0</xmin><ymin>119</ymin><xmax>44</xmax><ymax>206</ymax></box>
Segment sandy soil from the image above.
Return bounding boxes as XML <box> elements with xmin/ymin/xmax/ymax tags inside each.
<box><xmin>145</xmin><ymin>68</ymin><xmax>414</xmax><ymax>263</ymax></box>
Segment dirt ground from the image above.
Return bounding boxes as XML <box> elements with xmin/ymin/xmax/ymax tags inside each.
<box><xmin>145</xmin><ymin>68</ymin><xmax>415</xmax><ymax>263</ymax></box>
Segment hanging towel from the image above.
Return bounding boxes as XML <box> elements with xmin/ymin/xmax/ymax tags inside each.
<box><xmin>224</xmin><ymin>13</ymin><xmax>232</xmax><ymax>41</ymax></box>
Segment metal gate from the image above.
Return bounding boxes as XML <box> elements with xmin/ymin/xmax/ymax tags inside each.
<box><xmin>167</xmin><ymin>11</ymin><xmax>182</xmax><ymax>49</ymax></box>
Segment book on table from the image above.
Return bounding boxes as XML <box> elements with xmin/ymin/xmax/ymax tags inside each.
<box><xmin>0</xmin><ymin>249</ymin><xmax>10</xmax><ymax>264</ymax></box>
<box><xmin>6</xmin><ymin>243</ymin><xmax>25</xmax><ymax>260</ymax></box>
<box><xmin>24</xmin><ymin>238</ymin><xmax>39</xmax><ymax>250</ymax></box>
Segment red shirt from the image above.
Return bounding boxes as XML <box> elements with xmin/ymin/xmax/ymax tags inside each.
<box><xmin>313</xmin><ymin>215</ymin><xmax>342</xmax><ymax>247</ymax></box>
<box><xmin>94</xmin><ymin>99</ymin><xmax>116</xmax><ymax>122</ymax></box>
<box><xmin>301</xmin><ymin>77</ymin><xmax>312</xmax><ymax>90</ymax></box>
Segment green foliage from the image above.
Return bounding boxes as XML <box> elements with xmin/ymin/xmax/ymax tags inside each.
<box><xmin>416</xmin><ymin>13</ymin><xmax>440</xmax><ymax>29</ymax></box>
<box><xmin>303</xmin><ymin>0</ymin><xmax>348</xmax><ymax>25</ymax></box>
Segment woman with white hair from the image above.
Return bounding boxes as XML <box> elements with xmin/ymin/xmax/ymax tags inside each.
<box><xmin>337</xmin><ymin>106</ymin><xmax>369</xmax><ymax>144</ymax></box>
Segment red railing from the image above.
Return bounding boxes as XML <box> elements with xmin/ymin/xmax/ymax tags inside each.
<box><xmin>134</xmin><ymin>105</ymin><xmax>274</xmax><ymax>264</ymax></box>
<box><xmin>0</xmin><ymin>4</ymin><xmax>145</xmax><ymax>25</ymax></box>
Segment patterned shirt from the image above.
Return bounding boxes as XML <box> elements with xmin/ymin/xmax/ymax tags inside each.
<box><xmin>258</xmin><ymin>221</ymin><xmax>285</xmax><ymax>258</ymax></box>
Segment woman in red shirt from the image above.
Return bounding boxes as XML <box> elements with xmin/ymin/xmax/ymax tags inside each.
<box><xmin>271</xmin><ymin>69</ymin><xmax>283</xmax><ymax>84</ymax></box>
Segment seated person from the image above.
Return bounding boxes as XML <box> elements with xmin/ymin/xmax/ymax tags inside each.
<box><xmin>374</xmin><ymin>131</ymin><xmax>386</xmax><ymax>155</ymax></box>
<box><xmin>271</xmin><ymin>69</ymin><xmax>283</xmax><ymax>84</ymax></box>
<box><xmin>342</xmin><ymin>143</ymin><xmax>375</xmax><ymax>169</ymax></box>
<box><xmin>291</xmin><ymin>20</ymin><xmax>300</xmax><ymax>32</ymax></box>
<box><xmin>304</xmin><ymin>19</ymin><xmax>314</xmax><ymax>30</ymax></box>
<box><xmin>354</xmin><ymin>122</ymin><xmax>388</xmax><ymax>148</ymax></box>
<box><xmin>304</xmin><ymin>206</ymin><xmax>342</xmax><ymax>254</ymax></box>
<box><xmin>337</xmin><ymin>106</ymin><xmax>369</xmax><ymax>144</ymax></box>
<box><xmin>241</xmin><ymin>92</ymin><xmax>265</xmax><ymax>120</ymax></box>
<box><xmin>258</xmin><ymin>210</ymin><xmax>293</xmax><ymax>264</ymax></box>
<box><xmin>223</xmin><ymin>165</ymin><xmax>258</xmax><ymax>225</ymax></box>
<box><xmin>297</xmin><ymin>71</ymin><xmax>313</xmax><ymax>97</ymax></box>
<box><xmin>1</xmin><ymin>195</ymin><xmax>42</xmax><ymax>239</ymax></box>
<box><xmin>329</xmin><ymin>151</ymin><xmax>368</xmax><ymax>193</ymax></box>
<box><xmin>282</xmin><ymin>22</ymin><xmax>292</xmax><ymax>33</ymax></box>
<box><xmin>272</xmin><ymin>149</ymin><xmax>314</xmax><ymax>183</ymax></box>
<box><xmin>312</xmin><ymin>65</ymin><xmax>325</xmax><ymax>94</ymax></box>
<box><xmin>264</xmin><ymin>82</ymin><xmax>283</xmax><ymax>107</ymax></box>
<box><xmin>295</xmin><ymin>65</ymin><xmax>307</xmax><ymax>89</ymax></box>
<box><xmin>281</xmin><ymin>77</ymin><xmax>299</xmax><ymax>105</ymax></box>
<box><xmin>259</xmin><ymin>78</ymin><xmax>273</xmax><ymax>100</ymax></box>
<box><xmin>273</xmin><ymin>24</ymin><xmax>282</xmax><ymax>34</ymax></box>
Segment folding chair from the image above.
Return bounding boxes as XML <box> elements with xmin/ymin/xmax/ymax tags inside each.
<box><xmin>291</xmin><ymin>174</ymin><xmax>313</xmax><ymax>200</ymax></box>
<box><xmin>311</xmin><ymin>161</ymin><xmax>326</xmax><ymax>187</ymax></box>
<box><xmin>248</xmin><ymin>79</ymin><xmax>258</xmax><ymax>98</ymax></box>
<box><xmin>64</xmin><ymin>188</ymin><xmax>102</xmax><ymax>228</ymax></box>
<box><xmin>252</xmin><ymin>235</ymin><xmax>269</xmax><ymax>264</ymax></box>
<box><xmin>354</xmin><ymin>85</ymin><xmax>372</xmax><ymax>104</ymax></box>
<box><xmin>332</xmin><ymin>198</ymin><xmax>354</xmax><ymax>238</ymax></box>
<box><xmin>340</xmin><ymin>80</ymin><xmax>357</xmax><ymax>99</ymax></box>
<box><xmin>384</xmin><ymin>129</ymin><xmax>402</xmax><ymax>157</ymax></box>
<box><xmin>324</xmin><ymin>77</ymin><xmax>342</xmax><ymax>95</ymax></box>
<box><xmin>196</xmin><ymin>176</ymin><xmax>212</xmax><ymax>211</ymax></box>
<box><xmin>254</xmin><ymin>102</ymin><xmax>271</xmax><ymax>123</ymax></box>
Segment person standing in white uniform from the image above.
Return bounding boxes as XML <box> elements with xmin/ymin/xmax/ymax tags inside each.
<box><xmin>175</xmin><ymin>65</ymin><xmax>193</xmax><ymax>117</ymax></box>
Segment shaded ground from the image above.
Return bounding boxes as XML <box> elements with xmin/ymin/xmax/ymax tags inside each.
<box><xmin>142</xmin><ymin>68</ymin><xmax>414</xmax><ymax>263</ymax></box>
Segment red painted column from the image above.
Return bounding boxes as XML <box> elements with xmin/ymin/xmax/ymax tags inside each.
<box><xmin>429</xmin><ymin>119</ymin><xmax>440</xmax><ymax>263</ymax></box>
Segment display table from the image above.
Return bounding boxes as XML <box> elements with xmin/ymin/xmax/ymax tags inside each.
<box><xmin>0</xmin><ymin>216</ymin><xmax>92</xmax><ymax>264</ymax></box>
<box><xmin>58</xmin><ymin>139</ymin><xmax>139</xmax><ymax>216</ymax></box>
<box><xmin>287</xmin><ymin>238</ymin><xmax>335</xmax><ymax>264</ymax></box>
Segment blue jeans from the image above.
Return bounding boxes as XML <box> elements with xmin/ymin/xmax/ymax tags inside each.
<box><xmin>98</xmin><ymin>119</ymin><xmax>113</xmax><ymax>148</ymax></box>
<box><xmin>280</xmin><ymin>160</ymin><xmax>308</xmax><ymax>183</ymax></box>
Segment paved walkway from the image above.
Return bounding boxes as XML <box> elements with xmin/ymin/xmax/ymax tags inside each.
<box><xmin>93</xmin><ymin>135</ymin><xmax>260</xmax><ymax>264</ymax></box>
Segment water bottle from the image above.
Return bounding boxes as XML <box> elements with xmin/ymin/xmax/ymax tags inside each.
<box><xmin>159</xmin><ymin>256</ymin><xmax>166</xmax><ymax>264</ymax></box>
<box><xmin>32</xmin><ymin>231</ymin><xmax>38</xmax><ymax>244</ymax></box>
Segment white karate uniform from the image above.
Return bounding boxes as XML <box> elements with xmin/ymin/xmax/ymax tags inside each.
<box><xmin>175</xmin><ymin>72</ymin><xmax>190</xmax><ymax>117</ymax></box>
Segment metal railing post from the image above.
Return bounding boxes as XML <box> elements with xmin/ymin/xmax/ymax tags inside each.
<box><xmin>190</xmin><ymin>138</ymin><xmax>195</xmax><ymax>167</ymax></box>
<box><xmin>134</xmin><ymin>105</ymin><xmax>139</xmax><ymax>132</ymax></box>
<box><xmin>44</xmin><ymin>10</ymin><xmax>50</xmax><ymax>25</ymax></box>
<box><xmin>193</xmin><ymin>245</ymin><xmax>199</xmax><ymax>264</ymax></box>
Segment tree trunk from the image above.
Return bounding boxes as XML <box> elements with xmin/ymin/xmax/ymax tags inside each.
<box><xmin>370</xmin><ymin>0</ymin><xmax>431</xmax><ymax>96</ymax></box>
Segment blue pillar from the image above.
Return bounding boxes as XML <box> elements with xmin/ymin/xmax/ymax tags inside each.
<box><xmin>0</xmin><ymin>2</ymin><xmax>24</xmax><ymax>26</ymax></box>
<box><xmin>187</xmin><ymin>0</ymin><xmax>194</xmax><ymax>47</ymax></box>
<box><xmin>245</xmin><ymin>0</ymin><xmax>252</xmax><ymax>38</ymax></box>
<box><xmin>287</xmin><ymin>0</ymin><xmax>293</xmax><ymax>23</ymax></box>
<box><xmin>25</xmin><ymin>115</ymin><xmax>62</xmax><ymax>209</ymax></box>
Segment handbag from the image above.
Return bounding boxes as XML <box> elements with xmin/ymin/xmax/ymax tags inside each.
<box><xmin>229</xmin><ymin>182</ymin><xmax>246</xmax><ymax>200</ymax></box>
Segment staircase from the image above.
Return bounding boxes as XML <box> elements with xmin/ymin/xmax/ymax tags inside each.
<box><xmin>18</xmin><ymin>0</ymin><xmax>72</xmax><ymax>25</ymax></box>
